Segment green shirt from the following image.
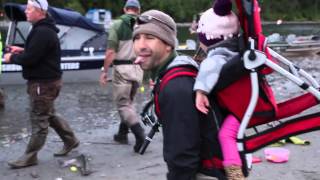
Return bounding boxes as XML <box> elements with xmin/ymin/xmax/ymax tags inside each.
<box><xmin>107</xmin><ymin>14</ymin><xmax>137</xmax><ymax>61</ymax></box>
<box><xmin>107</xmin><ymin>14</ymin><xmax>136</xmax><ymax>51</ymax></box>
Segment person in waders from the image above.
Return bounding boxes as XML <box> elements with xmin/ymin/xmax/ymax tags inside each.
<box><xmin>4</xmin><ymin>0</ymin><xmax>79</xmax><ymax>168</ymax></box>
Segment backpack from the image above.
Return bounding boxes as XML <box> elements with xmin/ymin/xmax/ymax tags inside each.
<box><xmin>153</xmin><ymin>54</ymin><xmax>320</xmax><ymax>165</ymax></box>
<box><xmin>153</xmin><ymin>65</ymin><xmax>227</xmax><ymax>178</ymax></box>
<box><xmin>153</xmin><ymin>65</ymin><xmax>198</xmax><ymax>118</ymax></box>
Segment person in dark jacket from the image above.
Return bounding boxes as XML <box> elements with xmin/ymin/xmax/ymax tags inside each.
<box><xmin>4</xmin><ymin>0</ymin><xmax>79</xmax><ymax>169</ymax></box>
<box><xmin>133</xmin><ymin>10</ymin><xmax>224</xmax><ymax>180</ymax></box>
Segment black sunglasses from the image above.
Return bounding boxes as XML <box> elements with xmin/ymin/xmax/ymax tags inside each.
<box><xmin>137</xmin><ymin>15</ymin><xmax>174</xmax><ymax>31</ymax></box>
<box><xmin>31</xmin><ymin>0</ymin><xmax>43</xmax><ymax>11</ymax></box>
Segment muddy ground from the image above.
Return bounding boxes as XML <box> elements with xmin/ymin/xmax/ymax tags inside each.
<box><xmin>0</xmin><ymin>55</ymin><xmax>320</xmax><ymax>180</ymax></box>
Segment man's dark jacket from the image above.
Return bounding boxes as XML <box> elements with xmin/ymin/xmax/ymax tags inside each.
<box><xmin>11</xmin><ymin>16</ymin><xmax>62</xmax><ymax>80</ymax></box>
<box><xmin>154</xmin><ymin>52</ymin><xmax>225</xmax><ymax>180</ymax></box>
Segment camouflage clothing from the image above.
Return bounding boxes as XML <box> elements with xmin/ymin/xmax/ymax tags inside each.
<box><xmin>27</xmin><ymin>79</ymin><xmax>77</xmax><ymax>147</ymax></box>
<box><xmin>7</xmin><ymin>16</ymin><xmax>78</xmax><ymax>168</ymax></box>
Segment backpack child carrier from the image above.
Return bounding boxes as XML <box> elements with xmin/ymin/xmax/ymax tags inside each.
<box><xmin>233</xmin><ymin>0</ymin><xmax>320</xmax><ymax>156</ymax></box>
<box><xmin>153</xmin><ymin>65</ymin><xmax>227</xmax><ymax>178</ymax></box>
<box><xmin>151</xmin><ymin>0</ymin><xmax>320</xmax><ymax>178</ymax></box>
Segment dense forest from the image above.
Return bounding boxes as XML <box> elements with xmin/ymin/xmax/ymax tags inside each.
<box><xmin>1</xmin><ymin>0</ymin><xmax>320</xmax><ymax>22</ymax></box>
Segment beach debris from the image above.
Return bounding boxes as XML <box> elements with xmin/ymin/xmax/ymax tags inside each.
<box><xmin>140</xmin><ymin>86</ymin><xmax>145</xmax><ymax>93</ymax></box>
<box><xmin>270</xmin><ymin>139</ymin><xmax>286</xmax><ymax>147</ymax></box>
<box><xmin>269</xmin><ymin>136</ymin><xmax>310</xmax><ymax>147</ymax></box>
<box><xmin>252</xmin><ymin>156</ymin><xmax>262</xmax><ymax>164</ymax></box>
<box><xmin>30</xmin><ymin>171</ymin><xmax>39</xmax><ymax>178</ymax></box>
<box><xmin>77</xmin><ymin>154</ymin><xmax>93</xmax><ymax>176</ymax></box>
<box><xmin>58</xmin><ymin>154</ymin><xmax>92</xmax><ymax>176</ymax></box>
<box><xmin>285</xmin><ymin>136</ymin><xmax>310</xmax><ymax>145</ymax></box>
<box><xmin>264</xmin><ymin>147</ymin><xmax>290</xmax><ymax>163</ymax></box>
<box><xmin>58</xmin><ymin>158</ymin><xmax>80</xmax><ymax>168</ymax></box>
<box><xmin>70</xmin><ymin>166</ymin><xmax>78</xmax><ymax>172</ymax></box>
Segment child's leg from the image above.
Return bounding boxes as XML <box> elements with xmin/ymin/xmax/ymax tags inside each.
<box><xmin>219</xmin><ymin>115</ymin><xmax>245</xmax><ymax>179</ymax></box>
<box><xmin>218</xmin><ymin>114</ymin><xmax>241</xmax><ymax>166</ymax></box>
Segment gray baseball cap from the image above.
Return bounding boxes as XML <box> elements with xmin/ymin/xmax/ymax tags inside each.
<box><xmin>124</xmin><ymin>0</ymin><xmax>141</xmax><ymax>9</ymax></box>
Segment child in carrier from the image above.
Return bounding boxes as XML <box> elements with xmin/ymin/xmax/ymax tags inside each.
<box><xmin>194</xmin><ymin>0</ymin><xmax>245</xmax><ymax>179</ymax></box>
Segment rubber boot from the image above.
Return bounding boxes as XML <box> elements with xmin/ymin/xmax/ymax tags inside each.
<box><xmin>54</xmin><ymin>139</ymin><xmax>79</xmax><ymax>157</ymax></box>
<box><xmin>50</xmin><ymin>116</ymin><xmax>80</xmax><ymax>157</ymax></box>
<box><xmin>113</xmin><ymin>122</ymin><xmax>129</xmax><ymax>144</ymax></box>
<box><xmin>224</xmin><ymin>165</ymin><xmax>245</xmax><ymax>180</ymax></box>
<box><xmin>8</xmin><ymin>134</ymin><xmax>46</xmax><ymax>169</ymax></box>
<box><xmin>130</xmin><ymin>123</ymin><xmax>146</xmax><ymax>153</ymax></box>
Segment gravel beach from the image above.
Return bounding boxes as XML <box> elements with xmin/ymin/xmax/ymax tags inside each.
<box><xmin>0</xmin><ymin>55</ymin><xmax>320</xmax><ymax>180</ymax></box>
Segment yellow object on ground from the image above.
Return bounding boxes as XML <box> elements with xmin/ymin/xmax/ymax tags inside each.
<box><xmin>140</xmin><ymin>86</ymin><xmax>145</xmax><ymax>93</ymax></box>
<box><xmin>286</xmin><ymin>136</ymin><xmax>310</xmax><ymax>145</ymax></box>
<box><xmin>270</xmin><ymin>139</ymin><xmax>286</xmax><ymax>147</ymax></box>
<box><xmin>270</xmin><ymin>136</ymin><xmax>310</xmax><ymax>147</ymax></box>
<box><xmin>70</xmin><ymin>166</ymin><xmax>78</xmax><ymax>172</ymax></box>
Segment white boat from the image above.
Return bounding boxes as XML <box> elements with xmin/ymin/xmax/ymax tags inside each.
<box><xmin>1</xmin><ymin>3</ymin><xmax>107</xmax><ymax>85</ymax></box>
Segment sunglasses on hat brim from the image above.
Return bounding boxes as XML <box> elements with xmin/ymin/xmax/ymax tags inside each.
<box><xmin>137</xmin><ymin>15</ymin><xmax>174</xmax><ymax>31</ymax></box>
<box><xmin>30</xmin><ymin>0</ymin><xmax>44</xmax><ymax>11</ymax></box>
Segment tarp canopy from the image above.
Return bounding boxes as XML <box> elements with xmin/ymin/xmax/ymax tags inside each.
<box><xmin>4</xmin><ymin>3</ymin><xmax>104</xmax><ymax>32</ymax></box>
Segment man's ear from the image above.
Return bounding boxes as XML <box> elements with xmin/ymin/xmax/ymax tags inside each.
<box><xmin>166</xmin><ymin>45</ymin><xmax>172</xmax><ymax>52</ymax></box>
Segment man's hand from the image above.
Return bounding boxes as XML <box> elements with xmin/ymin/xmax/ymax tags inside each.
<box><xmin>3</xmin><ymin>53</ymin><xmax>12</xmax><ymax>63</ymax></box>
<box><xmin>149</xmin><ymin>79</ymin><xmax>155</xmax><ymax>89</ymax></box>
<box><xmin>195</xmin><ymin>90</ymin><xmax>210</xmax><ymax>114</ymax></box>
<box><xmin>99</xmin><ymin>72</ymin><xmax>108</xmax><ymax>86</ymax></box>
<box><xmin>8</xmin><ymin>46</ymin><xmax>24</xmax><ymax>54</ymax></box>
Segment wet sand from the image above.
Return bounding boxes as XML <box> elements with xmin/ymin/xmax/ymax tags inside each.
<box><xmin>1</xmin><ymin>55</ymin><xmax>320</xmax><ymax>180</ymax></box>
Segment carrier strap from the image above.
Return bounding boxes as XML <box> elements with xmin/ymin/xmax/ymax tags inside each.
<box><xmin>153</xmin><ymin>66</ymin><xmax>225</xmax><ymax>174</ymax></box>
<box><xmin>154</xmin><ymin>66</ymin><xmax>198</xmax><ymax>117</ymax></box>
<box><xmin>241</xmin><ymin>112</ymin><xmax>320</xmax><ymax>153</ymax></box>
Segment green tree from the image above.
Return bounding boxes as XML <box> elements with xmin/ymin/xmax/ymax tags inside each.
<box><xmin>1</xmin><ymin>0</ymin><xmax>320</xmax><ymax>22</ymax></box>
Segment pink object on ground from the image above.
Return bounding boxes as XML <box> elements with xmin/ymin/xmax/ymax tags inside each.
<box><xmin>264</xmin><ymin>147</ymin><xmax>290</xmax><ymax>163</ymax></box>
<box><xmin>252</xmin><ymin>156</ymin><xmax>262</xmax><ymax>164</ymax></box>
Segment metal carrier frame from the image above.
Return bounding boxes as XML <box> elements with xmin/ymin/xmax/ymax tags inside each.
<box><xmin>238</xmin><ymin>38</ymin><xmax>320</xmax><ymax>169</ymax></box>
